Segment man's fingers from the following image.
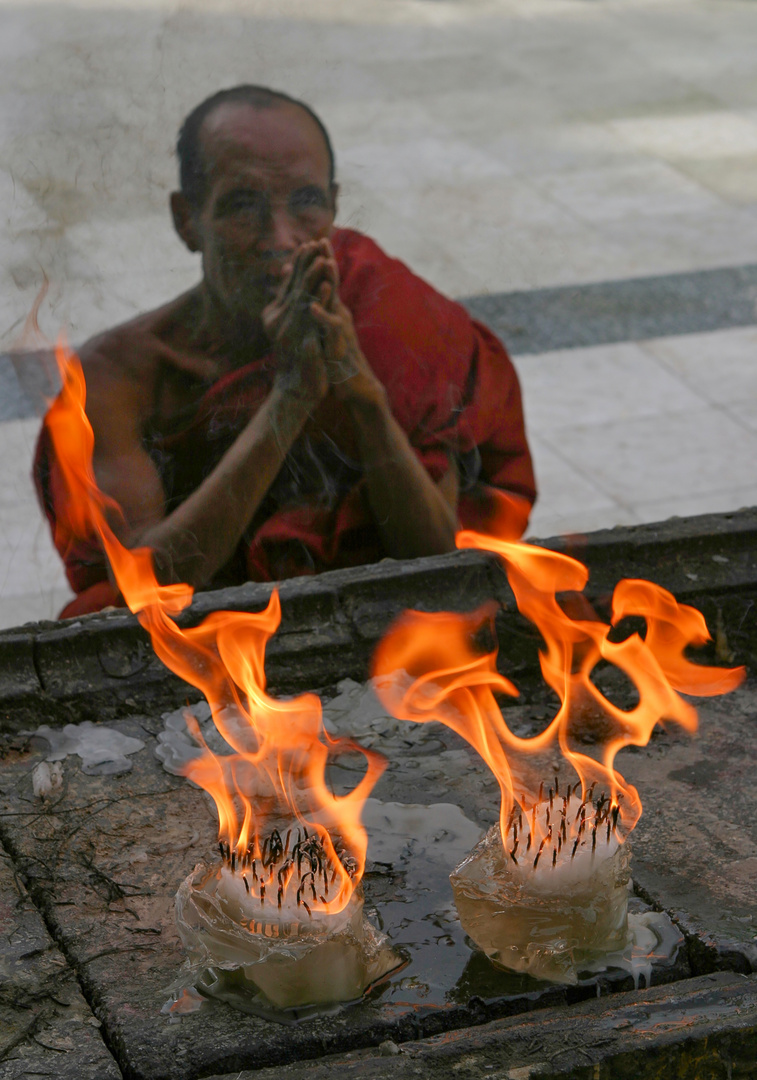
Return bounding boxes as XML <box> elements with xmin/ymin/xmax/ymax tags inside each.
<box><xmin>309</xmin><ymin>300</ymin><xmax>341</xmax><ymax>329</ymax></box>
<box><xmin>302</xmin><ymin>253</ymin><xmax>334</xmax><ymax>285</ymax></box>
<box><xmin>277</xmin><ymin>242</ymin><xmax>315</xmax><ymax>304</ymax></box>
<box><xmin>266</xmin><ymin>242</ymin><xmax>338</xmax><ymax>348</ymax></box>
<box><xmin>290</xmin><ymin>241</ymin><xmax>322</xmax><ymax>287</ymax></box>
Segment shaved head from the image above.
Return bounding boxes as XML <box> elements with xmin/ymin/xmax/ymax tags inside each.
<box><xmin>177</xmin><ymin>85</ymin><xmax>336</xmax><ymax>209</ymax></box>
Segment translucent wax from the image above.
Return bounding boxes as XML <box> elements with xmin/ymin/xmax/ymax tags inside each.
<box><xmin>175</xmin><ymin>862</ymin><xmax>400</xmax><ymax>1018</ymax></box>
<box><xmin>451</xmin><ymin>824</ymin><xmax>631</xmax><ymax>985</ymax></box>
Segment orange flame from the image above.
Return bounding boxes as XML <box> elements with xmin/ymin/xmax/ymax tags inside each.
<box><xmin>373</xmin><ymin>494</ymin><xmax>744</xmax><ymax>864</ymax></box>
<box><xmin>45</xmin><ymin>341</ymin><xmax>385</xmax><ymax>914</ymax></box>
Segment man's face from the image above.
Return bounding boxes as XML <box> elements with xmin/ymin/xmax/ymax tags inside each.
<box><xmin>186</xmin><ymin>101</ymin><xmax>336</xmax><ymax>328</ymax></box>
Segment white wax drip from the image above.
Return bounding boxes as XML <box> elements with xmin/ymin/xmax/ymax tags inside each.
<box><xmin>30</xmin><ymin>721</ymin><xmax>145</xmax><ymax>776</ymax></box>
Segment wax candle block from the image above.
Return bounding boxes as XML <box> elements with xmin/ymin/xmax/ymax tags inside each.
<box><xmin>451</xmin><ymin>821</ymin><xmax>631</xmax><ymax>985</ymax></box>
<box><xmin>175</xmin><ymin>860</ymin><xmax>401</xmax><ymax>1018</ymax></box>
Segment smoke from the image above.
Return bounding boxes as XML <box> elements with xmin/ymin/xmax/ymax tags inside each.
<box><xmin>5</xmin><ymin>277</ymin><xmax>61</xmax><ymax>417</ymax></box>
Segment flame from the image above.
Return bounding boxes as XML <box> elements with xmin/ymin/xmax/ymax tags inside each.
<box><xmin>45</xmin><ymin>341</ymin><xmax>385</xmax><ymax>914</ymax></box>
<box><xmin>373</xmin><ymin>493</ymin><xmax>744</xmax><ymax>865</ymax></box>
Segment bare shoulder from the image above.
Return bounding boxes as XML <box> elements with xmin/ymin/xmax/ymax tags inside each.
<box><xmin>79</xmin><ymin>289</ymin><xmax>200</xmax><ymax>423</ymax></box>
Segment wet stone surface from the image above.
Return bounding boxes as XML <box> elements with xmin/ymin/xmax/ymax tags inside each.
<box><xmin>0</xmin><ymin>842</ymin><xmax>121</xmax><ymax>1078</ymax></box>
<box><xmin>205</xmin><ymin>971</ymin><xmax>757</xmax><ymax>1080</ymax></box>
<box><xmin>3</xmin><ymin>680</ymin><xmax>752</xmax><ymax>1077</ymax></box>
<box><xmin>0</xmin><ymin>706</ymin><xmax>575</xmax><ymax>1080</ymax></box>
<box><xmin>620</xmin><ymin>682</ymin><xmax>757</xmax><ymax>974</ymax></box>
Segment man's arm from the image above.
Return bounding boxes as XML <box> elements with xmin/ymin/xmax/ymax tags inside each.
<box><xmin>310</xmin><ymin>244</ymin><xmax>459</xmax><ymax>559</ymax></box>
<box><xmin>87</xmin><ymin>247</ymin><xmax>334</xmax><ymax>588</ymax></box>
<box><xmin>87</xmin><ymin>362</ymin><xmax>322</xmax><ymax>588</ymax></box>
<box><xmin>340</xmin><ymin>381</ymin><xmax>459</xmax><ymax>558</ymax></box>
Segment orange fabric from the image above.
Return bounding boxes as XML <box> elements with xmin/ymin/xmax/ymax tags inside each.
<box><xmin>34</xmin><ymin>228</ymin><xmax>535</xmax><ymax>615</ymax></box>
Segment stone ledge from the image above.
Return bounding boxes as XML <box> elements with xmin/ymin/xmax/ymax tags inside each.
<box><xmin>206</xmin><ymin>971</ymin><xmax>757</xmax><ymax>1080</ymax></box>
<box><xmin>0</xmin><ymin>507</ymin><xmax>754</xmax><ymax>731</ymax></box>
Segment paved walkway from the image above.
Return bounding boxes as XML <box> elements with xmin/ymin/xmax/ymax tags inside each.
<box><xmin>1</xmin><ymin>0</ymin><xmax>756</xmax><ymax>627</ymax></box>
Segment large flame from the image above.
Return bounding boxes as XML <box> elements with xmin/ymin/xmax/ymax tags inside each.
<box><xmin>45</xmin><ymin>342</ymin><xmax>385</xmax><ymax>914</ymax></box>
<box><xmin>373</xmin><ymin>494</ymin><xmax>744</xmax><ymax>865</ymax></box>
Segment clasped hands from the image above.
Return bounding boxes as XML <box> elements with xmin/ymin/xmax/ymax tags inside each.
<box><xmin>262</xmin><ymin>239</ymin><xmax>381</xmax><ymax>409</ymax></box>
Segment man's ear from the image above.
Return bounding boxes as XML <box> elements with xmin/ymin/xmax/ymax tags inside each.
<box><xmin>329</xmin><ymin>182</ymin><xmax>339</xmax><ymax>218</ymax></box>
<box><xmin>170</xmin><ymin>191</ymin><xmax>201</xmax><ymax>253</ymax></box>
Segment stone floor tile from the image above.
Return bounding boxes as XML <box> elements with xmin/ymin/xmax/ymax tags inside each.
<box><xmin>1</xmin><ymin>0</ymin><xmax>757</xmax><ymax>635</ymax></box>
<box><xmin>641</xmin><ymin>327</ymin><xmax>757</xmax><ymax>409</ymax></box>
<box><xmin>632</xmin><ymin>484</ymin><xmax>757</xmax><ymax>527</ymax></box>
<box><xmin>611</xmin><ymin>3</ymin><xmax>757</xmax><ymax>95</ymax></box>
<box><xmin>0</xmin><ymin>586</ymin><xmax>72</xmax><ymax>630</ymax></box>
<box><xmin>461</xmin><ymin>219</ymin><xmax>629</xmax><ymax>293</ymax></box>
<box><xmin>537</xmin><ymin>160</ymin><xmax>725</xmax><ymax>226</ymax></box>
<box><xmin>599</xmin><ymin>207</ymin><xmax>757</xmax><ymax>278</ymax></box>
<box><xmin>339</xmin><ymin>135</ymin><xmax>511</xmax><ymax>196</ymax></box>
<box><xmin>0</xmin><ymin>417</ymin><xmax>47</xmax><ymax>507</ymax></box>
<box><xmin>363</xmin><ymin>48</ymin><xmax>532</xmax><ymax>105</ymax></box>
<box><xmin>527</xmin><ymin>504</ymin><xmax>640</xmax><ymax>542</ymax></box>
<box><xmin>723</xmin><ymin>399</ymin><xmax>757</xmax><ymax>435</ymax></box>
<box><xmin>481</xmin><ymin>120</ymin><xmax>636</xmax><ymax>179</ymax></box>
<box><xmin>608</xmin><ymin>110</ymin><xmax>757</xmax><ymax>162</ymax></box>
<box><xmin>0</xmin><ymin>668</ymin><xmax>722</xmax><ymax>1080</ymax></box>
<box><xmin>514</xmin><ymin>342</ymin><xmax>707</xmax><ymax>432</ymax></box>
<box><xmin>413</xmin><ymin>84</ymin><xmax>566</xmax><ymax>144</ymax></box>
<box><xmin>0</xmin><ymin>518</ymin><xmax>69</xmax><ymax>598</ymax></box>
<box><xmin>5</xmin><ymin>0</ymin><xmax>757</xmax><ymax>340</ymax></box>
<box><xmin>676</xmin><ymin>154</ymin><xmax>757</xmax><ymax>206</ymax></box>
<box><xmin>526</xmin><ymin>439</ymin><xmax>653</xmax><ymax>537</ymax></box>
<box><xmin>525</xmin><ymin>435</ymin><xmax>635</xmax><ymax>538</ymax></box>
<box><xmin>550</xmin><ymin>407</ymin><xmax>757</xmax><ymax>506</ymax></box>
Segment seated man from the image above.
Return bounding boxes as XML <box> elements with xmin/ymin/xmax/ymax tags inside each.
<box><xmin>35</xmin><ymin>85</ymin><xmax>536</xmax><ymax>618</ymax></box>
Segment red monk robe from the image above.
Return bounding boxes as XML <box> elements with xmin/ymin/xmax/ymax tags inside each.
<box><xmin>34</xmin><ymin>228</ymin><xmax>536</xmax><ymax>618</ymax></box>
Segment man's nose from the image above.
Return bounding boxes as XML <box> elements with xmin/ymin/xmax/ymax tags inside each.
<box><xmin>260</xmin><ymin>206</ymin><xmax>298</xmax><ymax>256</ymax></box>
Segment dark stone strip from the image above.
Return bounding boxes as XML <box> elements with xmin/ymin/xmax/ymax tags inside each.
<box><xmin>462</xmin><ymin>262</ymin><xmax>757</xmax><ymax>355</ymax></box>
<box><xmin>3</xmin><ymin>264</ymin><xmax>757</xmax><ymax>423</ymax></box>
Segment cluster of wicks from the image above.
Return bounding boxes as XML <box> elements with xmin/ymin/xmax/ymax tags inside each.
<box><xmin>504</xmin><ymin>777</ymin><xmax>624</xmax><ymax>870</ymax></box>
<box><xmin>217</xmin><ymin>827</ymin><xmax>358</xmax><ymax>918</ymax></box>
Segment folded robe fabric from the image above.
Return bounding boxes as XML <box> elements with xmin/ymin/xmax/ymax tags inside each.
<box><xmin>34</xmin><ymin>228</ymin><xmax>536</xmax><ymax>618</ymax></box>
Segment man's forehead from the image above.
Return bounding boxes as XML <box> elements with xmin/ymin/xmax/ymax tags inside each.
<box><xmin>200</xmin><ymin>100</ymin><xmax>330</xmax><ymax>181</ymax></box>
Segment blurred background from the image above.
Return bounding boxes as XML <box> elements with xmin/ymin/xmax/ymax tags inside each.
<box><xmin>2</xmin><ymin>0</ymin><xmax>757</xmax><ymax>627</ymax></box>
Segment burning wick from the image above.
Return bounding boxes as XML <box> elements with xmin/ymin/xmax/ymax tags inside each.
<box><xmin>214</xmin><ymin>827</ymin><xmax>358</xmax><ymax>924</ymax></box>
<box><xmin>451</xmin><ymin>784</ymin><xmax>631</xmax><ymax>985</ymax></box>
<box><xmin>503</xmin><ymin>789</ymin><xmax>620</xmax><ymax>871</ymax></box>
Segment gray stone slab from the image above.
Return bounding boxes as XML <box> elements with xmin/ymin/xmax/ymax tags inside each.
<box><xmin>0</xmin><ymin>843</ymin><xmax>121</xmax><ymax>1079</ymax></box>
<box><xmin>0</xmin><ymin>703</ymin><xmax>690</xmax><ymax>1080</ymax></box>
<box><xmin>463</xmin><ymin>263</ymin><xmax>757</xmax><ymax>356</ymax></box>
<box><xmin>206</xmin><ymin>971</ymin><xmax>757</xmax><ymax>1080</ymax></box>
<box><xmin>621</xmin><ymin>685</ymin><xmax>757</xmax><ymax>975</ymax></box>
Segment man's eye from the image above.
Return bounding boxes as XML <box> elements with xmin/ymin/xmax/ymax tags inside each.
<box><xmin>219</xmin><ymin>192</ymin><xmax>266</xmax><ymax>216</ymax></box>
<box><xmin>290</xmin><ymin>188</ymin><xmax>328</xmax><ymax>212</ymax></box>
